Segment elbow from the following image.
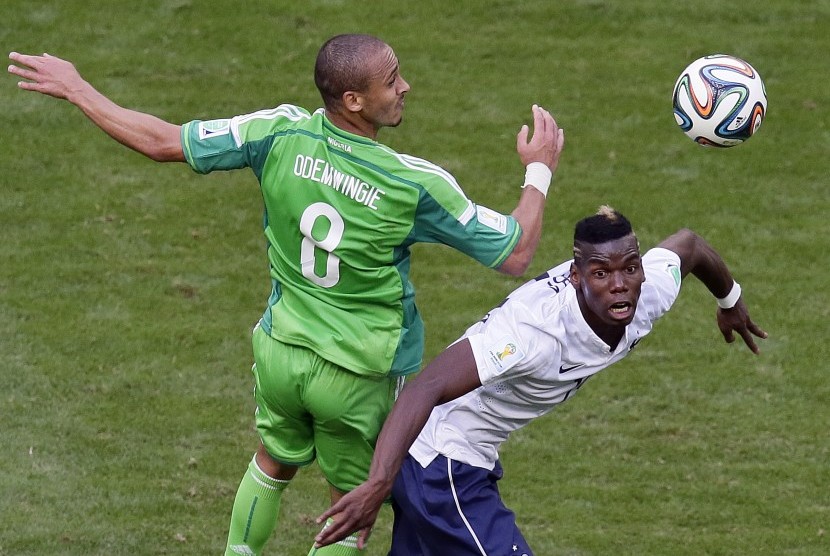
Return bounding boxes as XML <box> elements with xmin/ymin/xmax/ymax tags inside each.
<box><xmin>675</xmin><ymin>228</ymin><xmax>698</xmax><ymax>242</ymax></box>
<box><xmin>142</xmin><ymin>125</ymin><xmax>186</xmax><ymax>162</ymax></box>
<box><xmin>676</xmin><ymin>228</ymin><xmax>704</xmax><ymax>258</ymax></box>
<box><xmin>499</xmin><ymin>214</ymin><xmax>543</xmax><ymax>276</ymax></box>
<box><xmin>497</xmin><ymin>250</ymin><xmax>532</xmax><ymax>276</ymax></box>
<box><xmin>145</xmin><ymin>141</ymin><xmax>186</xmax><ymax>163</ymax></box>
<box><xmin>145</xmin><ymin>150</ymin><xmax>168</xmax><ymax>163</ymax></box>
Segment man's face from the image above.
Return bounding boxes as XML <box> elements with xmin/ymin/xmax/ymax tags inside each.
<box><xmin>570</xmin><ymin>233</ymin><xmax>645</xmax><ymax>330</ymax></box>
<box><xmin>357</xmin><ymin>46</ymin><xmax>410</xmax><ymax>129</ymax></box>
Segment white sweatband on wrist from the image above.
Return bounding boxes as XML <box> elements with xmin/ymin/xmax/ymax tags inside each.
<box><xmin>522</xmin><ymin>162</ymin><xmax>552</xmax><ymax>197</ymax></box>
<box><xmin>716</xmin><ymin>281</ymin><xmax>742</xmax><ymax>309</ymax></box>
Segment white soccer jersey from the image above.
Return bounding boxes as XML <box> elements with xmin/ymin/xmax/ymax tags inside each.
<box><xmin>409</xmin><ymin>247</ymin><xmax>683</xmax><ymax>470</ymax></box>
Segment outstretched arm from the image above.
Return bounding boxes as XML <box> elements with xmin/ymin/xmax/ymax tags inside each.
<box><xmin>313</xmin><ymin>339</ymin><xmax>482</xmax><ymax>549</ymax></box>
<box><xmin>498</xmin><ymin>104</ymin><xmax>565</xmax><ymax>276</ymax></box>
<box><xmin>658</xmin><ymin>228</ymin><xmax>768</xmax><ymax>353</ymax></box>
<box><xmin>8</xmin><ymin>52</ymin><xmax>184</xmax><ymax>162</ymax></box>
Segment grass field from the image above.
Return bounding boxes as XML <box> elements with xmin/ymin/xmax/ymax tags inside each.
<box><xmin>1</xmin><ymin>1</ymin><xmax>828</xmax><ymax>554</ymax></box>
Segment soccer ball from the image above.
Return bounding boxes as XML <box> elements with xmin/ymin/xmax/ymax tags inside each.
<box><xmin>672</xmin><ymin>54</ymin><xmax>767</xmax><ymax>147</ymax></box>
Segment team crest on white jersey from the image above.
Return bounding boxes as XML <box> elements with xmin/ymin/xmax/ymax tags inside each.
<box><xmin>198</xmin><ymin>119</ymin><xmax>231</xmax><ymax>140</ymax></box>
<box><xmin>476</xmin><ymin>205</ymin><xmax>508</xmax><ymax>234</ymax></box>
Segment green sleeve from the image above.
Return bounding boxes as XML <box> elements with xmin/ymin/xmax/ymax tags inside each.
<box><xmin>180</xmin><ymin>104</ymin><xmax>312</xmax><ymax>175</ymax></box>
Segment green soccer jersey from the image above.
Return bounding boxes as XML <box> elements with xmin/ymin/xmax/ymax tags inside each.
<box><xmin>181</xmin><ymin>104</ymin><xmax>521</xmax><ymax>377</ymax></box>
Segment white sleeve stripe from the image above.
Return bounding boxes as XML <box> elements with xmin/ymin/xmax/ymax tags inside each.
<box><xmin>230</xmin><ymin>119</ymin><xmax>243</xmax><ymax>148</ymax></box>
<box><xmin>458</xmin><ymin>203</ymin><xmax>475</xmax><ymax>225</ymax></box>
<box><xmin>229</xmin><ymin>104</ymin><xmax>310</xmax><ymax>148</ymax></box>
<box><xmin>396</xmin><ymin>153</ymin><xmax>460</xmax><ymax>188</ymax></box>
<box><xmin>377</xmin><ymin>147</ymin><xmax>476</xmax><ymax>224</ymax></box>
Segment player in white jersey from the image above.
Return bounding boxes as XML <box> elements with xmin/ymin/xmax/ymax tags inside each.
<box><xmin>315</xmin><ymin>206</ymin><xmax>767</xmax><ymax>554</ymax></box>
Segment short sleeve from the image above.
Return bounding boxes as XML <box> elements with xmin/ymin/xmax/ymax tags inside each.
<box><xmin>466</xmin><ymin>299</ymin><xmax>559</xmax><ymax>385</ymax></box>
<box><xmin>180</xmin><ymin>104</ymin><xmax>311</xmax><ymax>175</ymax></box>
<box><xmin>181</xmin><ymin>118</ymin><xmax>248</xmax><ymax>174</ymax></box>
<box><xmin>411</xmin><ymin>194</ymin><xmax>521</xmax><ymax>269</ymax></box>
<box><xmin>641</xmin><ymin>247</ymin><xmax>683</xmax><ymax>318</ymax></box>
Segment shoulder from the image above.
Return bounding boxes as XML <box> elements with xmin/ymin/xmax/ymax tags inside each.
<box><xmin>231</xmin><ymin>104</ymin><xmax>315</xmax><ymax>142</ymax></box>
<box><xmin>643</xmin><ymin>247</ymin><xmax>682</xmax><ymax>284</ymax></box>
<box><xmin>472</xmin><ymin>266</ymin><xmax>573</xmax><ymax>342</ymax></box>
<box><xmin>372</xmin><ymin>146</ymin><xmax>463</xmax><ymax>190</ymax></box>
<box><xmin>501</xmin><ymin>260</ymin><xmax>574</xmax><ymax>312</ymax></box>
<box><xmin>639</xmin><ymin>248</ymin><xmax>683</xmax><ymax>315</ymax></box>
<box><xmin>238</xmin><ymin>103</ymin><xmax>313</xmax><ymax>122</ymax></box>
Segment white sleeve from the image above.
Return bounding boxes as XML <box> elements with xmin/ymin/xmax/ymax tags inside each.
<box><xmin>465</xmin><ymin>300</ymin><xmax>559</xmax><ymax>386</ymax></box>
<box><xmin>641</xmin><ymin>247</ymin><xmax>683</xmax><ymax>319</ymax></box>
<box><xmin>467</xmin><ymin>332</ymin><xmax>527</xmax><ymax>385</ymax></box>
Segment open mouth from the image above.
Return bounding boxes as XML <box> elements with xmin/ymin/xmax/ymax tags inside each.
<box><xmin>609</xmin><ymin>302</ymin><xmax>633</xmax><ymax>318</ymax></box>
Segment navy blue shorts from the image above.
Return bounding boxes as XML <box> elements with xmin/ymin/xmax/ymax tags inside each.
<box><xmin>388</xmin><ymin>454</ymin><xmax>533</xmax><ymax>556</ymax></box>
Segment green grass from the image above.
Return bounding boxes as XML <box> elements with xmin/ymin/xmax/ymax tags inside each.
<box><xmin>1</xmin><ymin>0</ymin><xmax>828</xmax><ymax>554</ymax></box>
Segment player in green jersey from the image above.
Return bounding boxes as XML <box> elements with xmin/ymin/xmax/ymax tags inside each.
<box><xmin>9</xmin><ymin>34</ymin><xmax>565</xmax><ymax>555</ymax></box>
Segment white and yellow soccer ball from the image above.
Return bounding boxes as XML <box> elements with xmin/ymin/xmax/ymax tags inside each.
<box><xmin>672</xmin><ymin>54</ymin><xmax>767</xmax><ymax>147</ymax></box>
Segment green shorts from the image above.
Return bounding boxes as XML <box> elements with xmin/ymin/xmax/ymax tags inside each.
<box><xmin>251</xmin><ymin>324</ymin><xmax>403</xmax><ymax>492</ymax></box>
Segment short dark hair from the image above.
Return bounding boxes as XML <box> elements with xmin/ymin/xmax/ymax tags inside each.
<box><xmin>573</xmin><ymin>206</ymin><xmax>634</xmax><ymax>258</ymax></box>
<box><xmin>314</xmin><ymin>34</ymin><xmax>388</xmax><ymax>109</ymax></box>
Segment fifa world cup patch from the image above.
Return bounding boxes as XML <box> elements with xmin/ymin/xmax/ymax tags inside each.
<box><xmin>198</xmin><ymin>119</ymin><xmax>231</xmax><ymax>140</ymax></box>
<box><xmin>485</xmin><ymin>336</ymin><xmax>524</xmax><ymax>373</ymax></box>
<box><xmin>476</xmin><ymin>205</ymin><xmax>508</xmax><ymax>234</ymax></box>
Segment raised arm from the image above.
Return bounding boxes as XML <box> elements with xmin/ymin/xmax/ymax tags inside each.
<box><xmin>658</xmin><ymin>228</ymin><xmax>768</xmax><ymax>353</ymax></box>
<box><xmin>497</xmin><ymin>104</ymin><xmax>565</xmax><ymax>276</ymax></box>
<box><xmin>8</xmin><ymin>52</ymin><xmax>184</xmax><ymax>162</ymax></box>
<box><xmin>313</xmin><ymin>338</ymin><xmax>482</xmax><ymax>549</ymax></box>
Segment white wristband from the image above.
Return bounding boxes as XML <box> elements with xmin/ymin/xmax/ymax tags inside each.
<box><xmin>716</xmin><ymin>281</ymin><xmax>742</xmax><ymax>309</ymax></box>
<box><xmin>522</xmin><ymin>162</ymin><xmax>552</xmax><ymax>197</ymax></box>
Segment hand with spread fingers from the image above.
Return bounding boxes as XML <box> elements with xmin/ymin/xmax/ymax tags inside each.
<box><xmin>8</xmin><ymin>52</ymin><xmax>86</xmax><ymax>100</ymax></box>
<box><xmin>717</xmin><ymin>298</ymin><xmax>768</xmax><ymax>354</ymax></box>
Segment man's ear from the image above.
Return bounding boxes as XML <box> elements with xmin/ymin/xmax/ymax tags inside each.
<box><xmin>341</xmin><ymin>90</ymin><xmax>363</xmax><ymax>113</ymax></box>
<box><xmin>569</xmin><ymin>262</ymin><xmax>580</xmax><ymax>287</ymax></box>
